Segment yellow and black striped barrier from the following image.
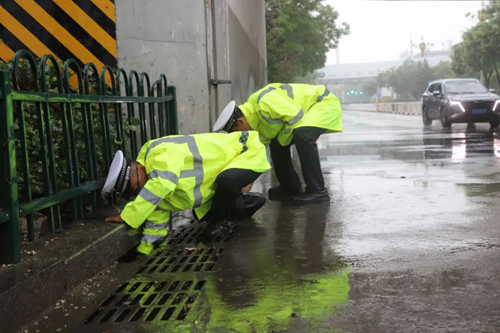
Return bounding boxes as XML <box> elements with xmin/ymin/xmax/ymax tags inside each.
<box><xmin>0</xmin><ymin>0</ymin><xmax>117</xmax><ymax>72</ymax></box>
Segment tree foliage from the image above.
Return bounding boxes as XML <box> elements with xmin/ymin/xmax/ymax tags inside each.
<box><xmin>452</xmin><ymin>0</ymin><xmax>500</xmax><ymax>88</ymax></box>
<box><xmin>265</xmin><ymin>0</ymin><xmax>349</xmax><ymax>82</ymax></box>
<box><xmin>377</xmin><ymin>60</ymin><xmax>474</xmax><ymax>101</ymax></box>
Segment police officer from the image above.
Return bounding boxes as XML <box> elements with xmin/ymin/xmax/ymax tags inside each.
<box><xmin>101</xmin><ymin>131</ymin><xmax>270</xmax><ymax>255</ymax></box>
<box><xmin>213</xmin><ymin>84</ymin><xmax>342</xmax><ymax>205</ymax></box>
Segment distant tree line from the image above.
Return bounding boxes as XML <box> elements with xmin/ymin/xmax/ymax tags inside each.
<box><xmin>374</xmin><ymin>60</ymin><xmax>478</xmax><ymax>102</ymax></box>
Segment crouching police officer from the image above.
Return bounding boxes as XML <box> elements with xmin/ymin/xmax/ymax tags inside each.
<box><xmin>213</xmin><ymin>83</ymin><xmax>342</xmax><ymax>205</ymax></box>
<box><xmin>101</xmin><ymin>131</ymin><xmax>270</xmax><ymax>255</ymax></box>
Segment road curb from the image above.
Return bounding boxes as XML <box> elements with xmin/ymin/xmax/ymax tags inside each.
<box><xmin>0</xmin><ymin>222</ymin><xmax>139</xmax><ymax>333</ymax></box>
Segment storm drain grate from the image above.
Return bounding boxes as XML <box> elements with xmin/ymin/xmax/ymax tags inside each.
<box><xmin>136</xmin><ymin>247</ymin><xmax>224</xmax><ymax>275</ymax></box>
<box><xmin>84</xmin><ymin>279</ymin><xmax>206</xmax><ymax>324</ymax></box>
<box><xmin>167</xmin><ymin>223</ymin><xmax>232</xmax><ymax>246</ymax></box>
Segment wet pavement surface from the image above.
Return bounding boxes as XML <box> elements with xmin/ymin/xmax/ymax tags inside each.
<box><xmin>25</xmin><ymin>111</ymin><xmax>500</xmax><ymax>332</ymax></box>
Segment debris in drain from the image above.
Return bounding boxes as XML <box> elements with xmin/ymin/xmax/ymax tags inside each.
<box><xmin>291</xmin><ymin>312</ymin><xmax>299</xmax><ymax>318</ymax></box>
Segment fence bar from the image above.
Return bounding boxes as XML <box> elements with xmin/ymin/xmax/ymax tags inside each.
<box><xmin>0</xmin><ymin>50</ymin><xmax>178</xmax><ymax>264</ymax></box>
<box><xmin>0</xmin><ymin>71</ymin><xmax>21</xmax><ymax>264</ymax></box>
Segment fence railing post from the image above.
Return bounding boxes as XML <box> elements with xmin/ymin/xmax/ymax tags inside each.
<box><xmin>0</xmin><ymin>70</ymin><xmax>21</xmax><ymax>264</ymax></box>
<box><xmin>167</xmin><ymin>86</ymin><xmax>179</xmax><ymax>135</ymax></box>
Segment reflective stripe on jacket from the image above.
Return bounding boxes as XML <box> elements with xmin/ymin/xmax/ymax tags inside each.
<box><xmin>238</xmin><ymin>83</ymin><xmax>343</xmax><ymax>146</ymax></box>
<box><xmin>120</xmin><ymin>131</ymin><xmax>270</xmax><ymax>228</ymax></box>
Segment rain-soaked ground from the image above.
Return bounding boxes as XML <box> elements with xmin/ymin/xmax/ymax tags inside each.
<box><xmin>25</xmin><ymin>111</ymin><xmax>500</xmax><ymax>332</ymax></box>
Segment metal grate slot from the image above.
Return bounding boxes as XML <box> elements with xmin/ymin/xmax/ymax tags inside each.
<box><xmin>206</xmin><ymin>248</ymin><xmax>214</xmax><ymax>255</ymax></box>
<box><xmin>129</xmin><ymin>282</ymin><xmax>142</xmax><ymax>292</ymax></box>
<box><xmin>159</xmin><ymin>265</ymin><xmax>170</xmax><ymax>273</ymax></box>
<box><xmin>146</xmin><ymin>258</ymin><xmax>155</xmax><ymax>265</ymax></box>
<box><xmin>143</xmin><ymin>293</ymin><xmax>158</xmax><ymax>306</ymax></box>
<box><xmin>115</xmin><ymin>283</ymin><xmax>128</xmax><ymax>293</ymax></box>
<box><xmin>194</xmin><ymin>280</ymin><xmax>206</xmax><ymax>290</ymax></box>
<box><xmin>197</xmin><ymin>249</ymin><xmax>204</xmax><ymax>255</ymax></box>
<box><xmin>190</xmin><ymin>256</ymin><xmax>199</xmax><ymax>263</ymax></box>
<box><xmin>99</xmin><ymin>309</ymin><xmax>117</xmax><ymax>323</ymax></box>
<box><xmin>142</xmin><ymin>282</ymin><xmax>155</xmax><ymax>292</ymax></box>
<box><xmin>101</xmin><ymin>295</ymin><xmax>116</xmax><ymax>307</ymax></box>
<box><xmin>171</xmin><ymin>264</ymin><xmax>181</xmax><ymax>273</ymax></box>
<box><xmin>84</xmin><ymin>309</ymin><xmax>101</xmax><ymax>324</ymax></box>
<box><xmin>115</xmin><ymin>295</ymin><xmax>130</xmax><ymax>307</ymax></box>
<box><xmin>178</xmin><ymin>256</ymin><xmax>188</xmax><ymax>264</ymax></box>
<box><xmin>155</xmin><ymin>281</ymin><xmax>168</xmax><ymax>292</ymax></box>
<box><xmin>157</xmin><ymin>293</ymin><xmax>171</xmax><ymax>305</ymax></box>
<box><xmin>194</xmin><ymin>264</ymin><xmax>203</xmax><ymax>272</ymax></box>
<box><xmin>182</xmin><ymin>264</ymin><xmax>193</xmax><ymax>272</ymax></box>
<box><xmin>205</xmin><ymin>263</ymin><xmax>215</xmax><ymax>271</ymax></box>
<box><xmin>172</xmin><ymin>293</ymin><xmax>185</xmax><ymax>305</ymax></box>
<box><xmin>201</xmin><ymin>256</ymin><xmax>209</xmax><ymax>262</ymax></box>
<box><xmin>115</xmin><ymin>309</ymin><xmax>132</xmax><ymax>323</ymax></box>
<box><xmin>136</xmin><ymin>266</ymin><xmax>147</xmax><ymax>274</ymax></box>
<box><xmin>186</xmin><ymin>293</ymin><xmax>198</xmax><ymax>304</ymax></box>
<box><xmin>168</xmin><ymin>281</ymin><xmax>180</xmax><ymax>291</ymax></box>
<box><xmin>148</xmin><ymin>265</ymin><xmax>159</xmax><ymax>273</ymax></box>
<box><xmin>176</xmin><ymin>306</ymin><xmax>190</xmax><ymax>320</ymax></box>
<box><xmin>157</xmin><ymin>258</ymin><xmax>166</xmax><ymax>264</ymax></box>
<box><xmin>167</xmin><ymin>256</ymin><xmax>177</xmax><ymax>264</ymax></box>
<box><xmin>145</xmin><ymin>308</ymin><xmax>161</xmax><ymax>321</ymax></box>
<box><xmin>181</xmin><ymin>281</ymin><xmax>193</xmax><ymax>291</ymax></box>
<box><xmin>130</xmin><ymin>308</ymin><xmax>146</xmax><ymax>322</ymax></box>
<box><xmin>161</xmin><ymin>307</ymin><xmax>176</xmax><ymax>321</ymax></box>
<box><xmin>130</xmin><ymin>294</ymin><xmax>144</xmax><ymax>306</ymax></box>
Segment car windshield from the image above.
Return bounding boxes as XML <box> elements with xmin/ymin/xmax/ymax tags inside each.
<box><xmin>445</xmin><ymin>81</ymin><xmax>488</xmax><ymax>94</ymax></box>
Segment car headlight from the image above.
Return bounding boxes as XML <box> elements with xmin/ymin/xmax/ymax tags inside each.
<box><xmin>450</xmin><ymin>101</ymin><xmax>465</xmax><ymax>112</ymax></box>
<box><xmin>493</xmin><ymin>100</ymin><xmax>500</xmax><ymax>111</ymax></box>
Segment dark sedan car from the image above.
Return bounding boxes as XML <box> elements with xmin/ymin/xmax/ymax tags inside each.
<box><xmin>422</xmin><ymin>79</ymin><xmax>500</xmax><ymax>128</ymax></box>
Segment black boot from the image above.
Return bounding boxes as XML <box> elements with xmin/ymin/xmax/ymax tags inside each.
<box><xmin>293</xmin><ymin>188</ymin><xmax>330</xmax><ymax>205</ymax></box>
<box><xmin>268</xmin><ymin>186</ymin><xmax>301</xmax><ymax>201</ymax></box>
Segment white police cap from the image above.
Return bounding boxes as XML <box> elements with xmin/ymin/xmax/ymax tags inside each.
<box><xmin>213</xmin><ymin>101</ymin><xmax>236</xmax><ymax>132</ymax></box>
<box><xmin>101</xmin><ymin>150</ymin><xmax>132</xmax><ymax>199</ymax></box>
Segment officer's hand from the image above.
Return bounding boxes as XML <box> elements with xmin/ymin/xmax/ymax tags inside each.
<box><xmin>242</xmin><ymin>183</ymin><xmax>253</xmax><ymax>193</ymax></box>
<box><xmin>105</xmin><ymin>215</ymin><xmax>124</xmax><ymax>223</ymax></box>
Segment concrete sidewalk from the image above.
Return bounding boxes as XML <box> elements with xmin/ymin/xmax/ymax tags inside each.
<box><xmin>0</xmin><ymin>215</ymin><xmax>139</xmax><ymax>333</ymax></box>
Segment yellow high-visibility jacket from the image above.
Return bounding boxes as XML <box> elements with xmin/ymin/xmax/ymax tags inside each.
<box><xmin>238</xmin><ymin>83</ymin><xmax>343</xmax><ymax>146</ymax></box>
<box><xmin>120</xmin><ymin>131</ymin><xmax>270</xmax><ymax>229</ymax></box>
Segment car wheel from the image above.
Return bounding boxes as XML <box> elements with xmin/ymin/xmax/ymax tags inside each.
<box><xmin>440</xmin><ymin>107</ymin><xmax>452</xmax><ymax>128</ymax></box>
<box><xmin>422</xmin><ymin>107</ymin><xmax>432</xmax><ymax>126</ymax></box>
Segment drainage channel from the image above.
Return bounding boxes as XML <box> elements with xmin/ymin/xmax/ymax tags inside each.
<box><xmin>83</xmin><ymin>220</ymin><xmax>230</xmax><ymax>327</ymax></box>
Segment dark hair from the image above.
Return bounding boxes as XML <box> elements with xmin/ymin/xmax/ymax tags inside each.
<box><xmin>234</xmin><ymin>106</ymin><xmax>244</xmax><ymax>119</ymax></box>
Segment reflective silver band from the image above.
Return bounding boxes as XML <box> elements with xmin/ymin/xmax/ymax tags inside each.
<box><xmin>260</xmin><ymin>112</ymin><xmax>284</xmax><ymax>124</ymax></box>
<box><xmin>150</xmin><ymin>170</ymin><xmax>179</xmax><ymax>184</ymax></box>
<box><xmin>145</xmin><ymin>220</ymin><xmax>169</xmax><ymax>230</ymax></box>
<box><xmin>287</xmin><ymin>109</ymin><xmax>304</xmax><ymax>126</ymax></box>
<box><xmin>141</xmin><ymin>234</ymin><xmax>167</xmax><ymax>244</ymax></box>
<box><xmin>139</xmin><ymin>187</ymin><xmax>163</xmax><ymax>206</ymax></box>
<box><xmin>280</xmin><ymin>84</ymin><xmax>294</xmax><ymax>99</ymax></box>
<box><xmin>317</xmin><ymin>88</ymin><xmax>331</xmax><ymax>102</ymax></box>
<box><xmin>257</xmin><ymin>87</ymin><xmax>276</xmax><ymax>103</ymax></box>
<box><xmin>144</xmin><ymin>136</ymin><xmax>203</xmax><ymax>208</ymax></box>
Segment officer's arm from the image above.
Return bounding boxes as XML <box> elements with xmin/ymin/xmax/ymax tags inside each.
<box><xmin>120</xmin><ymin>148</ymin><xmax>186</xmax><ymax>228</ymax></box>
<box><xmin>259</xmin><ymin>91</ymin><xmax>304</xmax><ymax>127</ymax></box>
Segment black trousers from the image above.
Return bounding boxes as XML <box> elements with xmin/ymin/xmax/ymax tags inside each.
<box><xmin>270</xmin><ymin>126</ymin><xmax>327</xmax><ymax>193</ymax></box>
<box><xmin>202</xmin><ymin>168</ymin><xmax>263</xmax><ymax>223</ymax></box>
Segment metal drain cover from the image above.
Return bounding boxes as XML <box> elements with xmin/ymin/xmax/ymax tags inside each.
<box><xmin>84</xmin><ymin>220</ymin><xmax>230</xmax><ymax>326</ymax></box>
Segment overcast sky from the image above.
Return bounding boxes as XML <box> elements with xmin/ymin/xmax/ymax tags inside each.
<box><xmin>324</xmin><ymin>0</ymin><xmax>484</xmax><ymax>65</ymax></box>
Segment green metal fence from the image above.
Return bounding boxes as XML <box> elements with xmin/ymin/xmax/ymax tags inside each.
<box><xmin>0</xmin><ymin>50</ymin><xmax>178</xmax><ymax>264</ymax></box>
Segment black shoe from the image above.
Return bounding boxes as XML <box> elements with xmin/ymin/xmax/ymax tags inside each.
<box><xmin>201</xmin><ymin>220</ymin><xmax>233</xmax><ymax>242</ymax></box>
<box><xmin>268</xmin><ymin>186</ymin><xmax>301</xmax><ymax>201</ymax></box>
<box><xmin>242</xmin><ymin>193</ymin><xmax>266</xmax><ymax>218</ymax></box>
<box><xmin>292</xmin><ymin>189</ymin><xmax>330</xmax><ymax>205</ymax></box>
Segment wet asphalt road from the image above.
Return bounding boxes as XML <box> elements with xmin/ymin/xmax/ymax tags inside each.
<box><xmin>27</xmin><ymin>111</ymin><xmax>500</xmax><ymax>332</ymax></box>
